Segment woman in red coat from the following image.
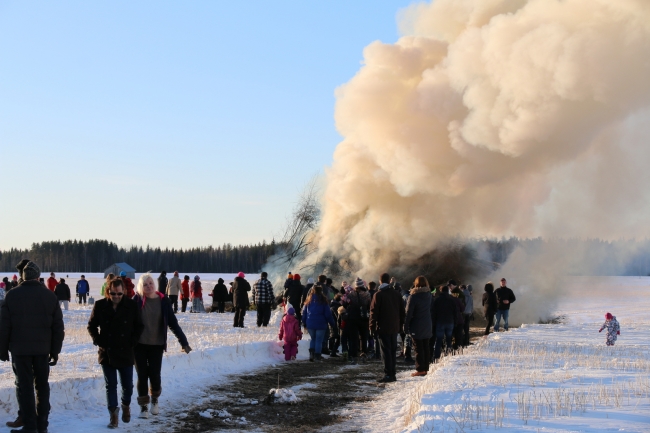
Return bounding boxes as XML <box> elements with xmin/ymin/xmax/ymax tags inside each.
<box><xmin>180</xmin><ymin>275</ymin><xmax>190</xmax><ymax>313</ymax></box>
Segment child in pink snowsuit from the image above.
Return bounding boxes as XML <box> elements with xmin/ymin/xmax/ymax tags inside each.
<box><xmin>279</xmin><ymin>307</ymin><xmax>302</xmax><ymax>361</ymax></box>
<box><xmin>599</xmin><ymin>312</ymin><xmax>620</xmax><ymax>346</ymax></box>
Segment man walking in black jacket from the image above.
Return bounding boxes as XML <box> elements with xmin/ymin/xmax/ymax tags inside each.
<box><xmin>494</xmin><ymin>278</ymin><xmax>516</xmax><ymax>332</ymax></box>
<box><xmin>0</xmin><ymin>261</ymin><xmax>65</xmax><ymax>433</ymax></box>
<box><xmin>369</xmin><ymin>273</ymin><xmax>404</xmax><ymax>383</ymax></box>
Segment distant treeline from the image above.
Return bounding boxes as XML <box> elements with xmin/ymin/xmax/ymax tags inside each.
<box><xmin>0</xmin><ymin>239</ymin><xmax>283</xmax><ymax>273</ymax></box>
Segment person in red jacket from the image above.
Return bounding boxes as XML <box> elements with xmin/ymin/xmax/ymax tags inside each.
<box><xmin>46</xmin><ymin>272</ymin><xmax>58</xmax><ymax>292</ymax></box>
<box><xmin>278</xmin><ymin>307</ymin><xmax>302</xmax><ymax>361</ymax></box>
<box><xmin>119</xmin><ymin>272</ymin><xmax>136</xmax><ymax>298</ymax></box>
<box><xmin>180</xmin><ymin>275</ymin><xmax>190</xmax><ymax>313</ymax></box>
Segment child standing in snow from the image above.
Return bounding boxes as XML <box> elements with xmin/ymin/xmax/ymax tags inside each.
<box><xmin>279</xmin><ymin>307</ymin><xmax>302</xmax><ymax>361</ymax></box>
<box><xmin>599</xmin><ymin>312</ymin><xmax>620</xmax><ymax>346</ymax></box>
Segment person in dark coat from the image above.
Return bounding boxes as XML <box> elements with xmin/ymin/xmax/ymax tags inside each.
<box><xmin>283</xmin><ymin>274</ymin><xmax>304</xmax><ymax>322</ymax></box>
<box><xmin>210</xmin><ymin>278</ymin><xmax>228</xmax><ymax>313</ymax></box>
<box><xmin>54</xmin><ymin>278</ymin><xmax>71</xmax><ymax>310</ymax></box>
<box><xmin>328</xmin><ymin>295</ymin><xmax>342</xmax><ymax>357</ymax></box>
<box><xmin>482</xmin><ymin>282</ymin><xmax>497</xmax><ymax>335</ymax></box>
<box><xmin>343</xmin><ymin>278</ymin><xmax>371</xmax><ymax>364</ymax></box>
<box><xmin>369</xmin><ymin>273</ymin><xmax>405</xmax><ymax>383</ymax></box>
<box><xmin>301</xmin><ymin>286</ymin><xmax>336</xmax><ymax>361</ymax></box>
<box><xmin>132</xmin><ymin>273</ymin><xmax>191</xmax><ymax>419</ymax></box>
<box><xmin>88</xmin><ymin>278</ymin><xmax>144</xmax><ymax>428</ymax></box>
<box><xmin>252</xmin><ymin>272</ymin><xmax>274</xmax><ymax>327</ymax></box>
<box><xmin>494</xmin><ymin>278</ymin><xmax>516</xmax><ymax>332</ymax></box>
<box><xmin>0</xmin><ymin>261</ymin><xmax>65</xmax><ymax>433</ymax></box>
<box><xmin>431</xmin><ymin>285</ymin><xmax>458</xmax><ymax>361</ymax></box>
<box><xmin>404</xmin><ymin>276</ymin><xmax>433</xmax><ymax>376</ymax></box>
<box><xmin>232</xmin><ymin>272</ymin><xmax>251</xmax><ymax>327</ymax></box>
<box><xmin>157</xmin><ymin>271</ymin><xmax>168</xmax><ymax>302</ymax></box>
<box><xmin>450</xmin><ymin>287</ymin><xmax>466</xmax><ymax>350</ymax></box>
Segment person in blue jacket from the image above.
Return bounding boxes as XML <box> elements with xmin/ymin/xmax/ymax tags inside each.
<box><xmin>76</xmin><ymin>275</ymin><xmax>90</xmax><ymax>304</ymax></box>
<box><xmin>302</xmin><ymin>285</ymin><xmax>336</xmax><ymax>361</ymax></box>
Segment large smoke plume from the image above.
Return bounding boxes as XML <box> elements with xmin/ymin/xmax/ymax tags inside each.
<box><xmin>270</xmin><ymin>0</ymin><xmax>650</xmax><ymax>323</ymax></box>
<box><xmin>318</xmin><ymin>0</ymin><xmax>650</xmax><ymax>265</ymax></box>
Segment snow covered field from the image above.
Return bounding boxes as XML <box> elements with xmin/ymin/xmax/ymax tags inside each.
<box><xmin>351</xmin><ymin>277</ymin><xmax>650</xmax><ymax>433</ymax></box>
<box><xmin>0</xmin><ymin>273</ymin><xmax>648</xmax><ymax>432</ymax></box>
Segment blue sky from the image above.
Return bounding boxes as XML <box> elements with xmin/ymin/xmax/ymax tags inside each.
<box><xmin>0</xmin><ymin>1</ymin><xmax>413</xmax><ymax>249</ymax></box>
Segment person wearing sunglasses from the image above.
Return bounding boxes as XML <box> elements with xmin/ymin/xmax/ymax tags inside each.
<box><xmin>88</xmin><ymin>278</ymin><xmax>144</xmax><ymax>429</ymax></box>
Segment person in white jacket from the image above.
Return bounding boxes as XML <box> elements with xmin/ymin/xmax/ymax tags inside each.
<box><xmin>165</xmin><ymin>271</ymin><xmax>182</xmax><ymax>313</ymax></box>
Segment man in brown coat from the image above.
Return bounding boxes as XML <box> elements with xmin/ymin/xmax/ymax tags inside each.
<box><xmin>369</xmin><ymin>273</ymin><xmax>405</xmax><ymax>383</ymax></box>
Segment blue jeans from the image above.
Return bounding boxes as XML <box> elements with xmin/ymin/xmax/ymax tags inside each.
<box><xmin>308</xmin><ymin>329</ymin><xmax>327</xmax><ymax>354</ymax></box>
<box><xmin>495</xmin><ymin>309</ymin><xmax>509</xmax><ymax>331</ymax></box>
<box><xmin>434</xmin><ymin>322</ymin><xmax>454</xmax><ymax>360</ymax></box>
<box><xmin>101</xmin><ymin>364</ymin><xmax>133</xmax><ymax>409</ymax></box>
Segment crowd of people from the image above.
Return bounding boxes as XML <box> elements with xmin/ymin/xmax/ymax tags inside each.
<box><xmin>0</xmin><ymin>258</ymin><xmax>523</xmax><ymax>431</ymax></box>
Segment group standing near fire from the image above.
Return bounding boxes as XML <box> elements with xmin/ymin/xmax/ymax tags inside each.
<box><xmin>0</xmin><ymin>256</ymin><xmax>624</xmax><ymax>430</ymax></box>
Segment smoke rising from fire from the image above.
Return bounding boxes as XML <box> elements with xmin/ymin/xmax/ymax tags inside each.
<box><xmin>313</xmin><ymin>0</ymin><xmax>650</xmax><ymax>279</ymax></box>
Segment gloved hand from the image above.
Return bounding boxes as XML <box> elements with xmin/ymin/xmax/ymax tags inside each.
<box><xmin>278</xmin><ymin>336</ymin><xmax>282</xmax><ymax>341</ymax></box>
<box><xmin>617</xmin><ymin>331</ymin><xmax>620</xmax><ymax>335</ymax></box>
<box><xmin>599</xmin><ymin>329</ymin><xmax>602</xmax><ymax>333</ymax></box>
<box><xmin>48</xmin><ymin>354</ymin><xmax>58</xmax><ymax>366</ymax></box>
<box><xmin>182</xmin><ymin>345</ymin><xmax>192</xmax><ymax>354</ymax></box>
<box><xmin>0</xmin><ymin>352</ymin><xmax>9</xmax><ymax>362</ymax></box>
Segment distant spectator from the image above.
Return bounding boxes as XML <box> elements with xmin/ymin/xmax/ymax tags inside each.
<box><xmin>189</xmin><ymin>276</ymin><xmax>204</xmax><ymax>313</ymax></box>
<box><xmin>404</xmin><ymin>276</ymin><xmax>433</xmax><ymax>377</ymax></box>
<box><xmin>157</xmin><ymin>271</ymin><xmax>168</xmax><ymax>303</ymax></box>
<box><xmin>494</xmin><ymin>278</ymin><xmax>516</xmax><ymax>332</ymax></box>
<box><xmin>165</xmin><ymin>271</ymin><xmax>182</xmax><ymax>313</ymax></box>
<box><xmin>55</xmin><ymin>278</ymin><xmax>71</xmax><ymax>310</ymax></box>
<box><xmin>232</xmin><ymin>272</ymin><xmax>251</xmax><ymax>327</ymax></box>
<box><xmin>278</xmin><ymin>307</ymin><xmax>302</xmax><ymax>361</ymax></box>
<box><xmin>209</xmin><ymin>278</ymin><xmax>228</xmax><ymax>313</ymax></box>
<box><xmin>76</xmin><ymin>275</ymin><xmax>90</xmax><ymax>304</ymax></box>
<box><xmin>46</xmin><ymin>272</ymin><xmax>57</xmax><ymax>292</ymax></box>
<box><xmin>461</xmin><ymin>284</ymin><xmax>474</xmax><ymax>346</ymax></box>
<box><xmin>180</xmin><ymin>275</ymin><xmax>190</xmax><ymax>312</ymax></box>
<box><xmin>101</xmin><ymin>273</ymin><xmax>115</xmax><ymax>298</ymax></box>
<box><xmin>482</xmin><ymin>282</ymin><xmax>497</xmax><ymax>336</ymax></box>
<box><xmin>431</xmin><ymin>285</ymin><xmax>458</xmax><ymax>361</ymax></box>
<box><xmin>283</xmin><ymin>274</ymin><xmax>304</xmax><ymax>322</ymax></box>
<box><xmin>301</xmin><ymin>285</ymin><xmax>335</xmax><ymax>361</ymax></box>
<box><xmin>369</xmin><ymin>273</ymin><xmax>404</xmax><ymax>382</ymax></box>
<box><xmin>120</xmin><ymin>271</ymin><xmax>136</xmax><ymax>299</ymax></box>
<box><xmin>252</xmin><ymin>272</ymin><xmax>274</xmax><ymax>326</ymax></box>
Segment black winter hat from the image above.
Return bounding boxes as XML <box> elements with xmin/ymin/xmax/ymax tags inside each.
<box><xmin>448</xmin><ymin>279</ymin><xmax>457</xmax><ymax>286</ymax></box>
<box><xmin>15</xmin><ymin>259</ymin><xmax>31</xmax><ymax>272</ymax></box>
<box><xmin>22</xmin><ymin>261</ymin><xmax>41</xmax><ymax>281</ymax></box>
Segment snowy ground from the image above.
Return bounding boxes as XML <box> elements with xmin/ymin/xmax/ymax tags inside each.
<box><xmin>0</xmin><ymin>274</ymin><xmax>648</xmax><ymax>432</ymax></box>
<box><xmin>349</xmin><ymin>277</ymin><xmax>650</xmax><ymax>433</ymax></box>
<box><xmin>0</xmin><ymin>271</ymin><xmax>310</xmax><ymax>432</ymax></box>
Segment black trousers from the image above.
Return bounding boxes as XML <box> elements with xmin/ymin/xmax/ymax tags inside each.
<box><xmin>378</xmin><ymin>333</ymin><xmax>398</xmax><ymax>378</ymax></box>
<box><xmin>328</xmin><ymin>330</ymin><xmax>340</xmax><ymax>353</ymax></box>
<box><xmin>359</xmin><ymin>318</ymin><xmax>370</xmax><ymax>354</ymax></box>
<box><xmin>12</xmin><ymin>354</ymin><xmax>50</xmax><ymax>431</ymax></box>
<box><xmin>212</xmin><ymin>301</ymin><xmax>225</xmax><ymax>313</ymax></box>
<box><xmin>168</xmin><ymin>295</ymin><xmax>178</xmax><ymax>313</ymax></box>
<box><xmin>181</xmin><ymin>298</ymin><xmax>188</xmax><ymax>313</ymax></box>
<box><xmin>463</xmin><ymin>314</ymin><xmax>471</xmax><ymax>346</ymax></box>
<box><xmin>134</xmin><ymin>344</ymin><xmax>164</xmax><ymax>397</ymax></box>
<box><xmin>453</xmin><ymin>324</ymin><xmax>464</xmax><ymax>350</ymax></box>
<box><xmin>256</xmin><ymin>303</ymin><xmax>271</xmax><ymax>326</ymax></box>
<box><xmin>234</xmin><ymin>308</ymin><xmax>246</xmax><ymax>327</ymax></box>
<box><xmin>347</xmin><ymin>319</ymin><xmax>360</xmax><ymax>358</ymax></box>
<box><xmin>485</xmin><ymin>312</ymin><xmax>494</xmax><ymax>335</ymax></box>
<box><xmin>78</xmin><ymin>293</ymin><xmax>87</xmax><ymax>304</ymax></box>
<box><xmin>413</xmin><ymin>338</ymin><xmax>431</xmax><ymax>372</ymax></box>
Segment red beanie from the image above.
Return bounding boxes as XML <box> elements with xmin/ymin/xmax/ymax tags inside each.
<box><xmin>293</xmin><ymin>274</ymin><xmax>301</xmax><ymax>281</ymax></box>
<box><xmin>605</xmin><ymin>312</ymin><xmax>613</xmax><ymax>320</ymax></box>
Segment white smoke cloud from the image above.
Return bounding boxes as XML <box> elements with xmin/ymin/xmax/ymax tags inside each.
<box><xmin>313</xmin><ymin>0</ymin><xmax>650</xmax><ymax>279</ymax></box>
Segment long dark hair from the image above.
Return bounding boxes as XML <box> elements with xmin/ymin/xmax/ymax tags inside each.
<box><xmin>305</xmin><ymin>285</ymin><xmax>327</xmax><ymax>305</ymax></box>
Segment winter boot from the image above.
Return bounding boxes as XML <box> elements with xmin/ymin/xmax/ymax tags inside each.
<box><xmin>150</xmin><ymin>388</ymin><xmax>162</xmax><ymax>415</ymax></box>
<box><xmin>121</xmin><ymin>404</ymin><xmax>131</xmax><ymax>423</ymax></box>
<box><xmin>314</xmin><ymin>353</ymin><xmax>323</xmax><ymax>361</ymax></box>
<box><xmin>6</xmin><ymin>416</ymin><xmax>23</xmax><ymax>428</ymax></box>
<box><xmin>404</xmin><ymin>346</ymin><xmax>415</xmax><ymax>365</ymax></box>
<box><xmin>107</xmin><ymin>407</ymin><xmax>120</xmax><ymax>429</ymax></box>
<box><xmin>342</xmin><ymin>352</ymin><xmax>348</xmax><ymax>361</ymax></box>
<box><xmin>329</xmin><ymin>351</ymin><xmax>340</xmax><ymax>358</ymax></box>
<box><xmin>309</xmin><ymin>349</ymin><xmax>315</xmax><ymax>362</ymax></box>
<box><xmin>137</xmin><ymin>396</ymin><xmax>150</xmax><ymax>419</ymax></box>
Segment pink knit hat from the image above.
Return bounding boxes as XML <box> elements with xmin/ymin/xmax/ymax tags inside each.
<box><xmin>237</xmin><ymin>272</ymin><xmax>245</xmax><ymax>278</ymax></box>
<box><xmin>605</xmin><ymin>312</ymin><xmax>613</xmax><ymax>320</ymax></box>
